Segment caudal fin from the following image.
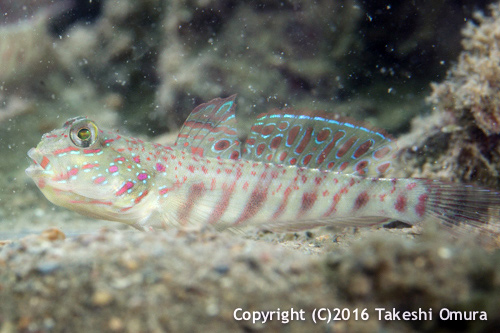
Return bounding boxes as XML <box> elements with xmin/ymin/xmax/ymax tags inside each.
<box><xmin>424</xmin><ymin>180</ymin><xmax>500</xmax><ymax>246</ymax></box>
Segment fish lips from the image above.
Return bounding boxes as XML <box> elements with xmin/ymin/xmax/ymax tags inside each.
<box><xmin>26</xmin><ymin>147</ymin><xmax>48</xmax><ymax>178</ymax></box>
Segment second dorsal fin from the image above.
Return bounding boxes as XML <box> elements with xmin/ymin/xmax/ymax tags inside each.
<box><xmin>242</xmin><ymin>109</ymin><xmax>396</xmax><ymax>176</ymax></box>
<box><xmin>174</xmin><ymin>95</ymin><xmax>242</xmax><ymax>160</ymax></box>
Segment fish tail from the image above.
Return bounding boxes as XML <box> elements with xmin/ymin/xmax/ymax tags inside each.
<box><xmin>423</xmin><ymin>180</ymin><xmax>500</xmax><ymax>243</ymax></box>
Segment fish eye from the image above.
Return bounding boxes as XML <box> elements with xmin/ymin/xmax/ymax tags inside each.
<box><xmin>77</xmin><ymin>128</ymin><xmax>91</xmax><ymax>141</ymax></box>
<box><xmin>70</xmin><ymin>120</ymin><xmax>99</xmax><ymax>148</ymax></box>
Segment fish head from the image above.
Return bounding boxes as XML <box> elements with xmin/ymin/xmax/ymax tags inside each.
<box><xmin>26</xmin><ymin>117</ymin><xmax>156</xmax><ymax>225</ymax></box>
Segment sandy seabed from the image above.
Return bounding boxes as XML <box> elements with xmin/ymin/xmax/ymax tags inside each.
<box><xmin>1</xmin><ymin>220</ymin><xmax>499</xmax><ymax>332</ymax></box>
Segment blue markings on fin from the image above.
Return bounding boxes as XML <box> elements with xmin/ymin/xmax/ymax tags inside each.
<box><xmin>175</xmin><ymin>95</ymin><xmax>241</xmax><ymax>160</ymax></box>
<box><xmin>244</xmin><ymin>109</ymin><xmax>396</xmax><ymax>176</ymax></box>
<box><xmin>175</xmin><ymin>96</ymin><xmax>396</xmax><ymax>176</ymax></box>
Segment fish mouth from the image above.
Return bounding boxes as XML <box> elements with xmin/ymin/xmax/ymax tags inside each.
<box><xmin>26</xmin><ymin>148</ymin><xmax>49</xmax><ymax>178</ymax></box>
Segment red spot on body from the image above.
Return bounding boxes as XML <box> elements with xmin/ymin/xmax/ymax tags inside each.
<box><xmin>266</xmin><ymin>154</ymin><xmax>273</xmax><ymax>161</ymax></box>
<box><xmin>377</xmin><ymin>163</ymin><xmax>391</xmax><ymax>174</ymax></box>
<box><xmin>108</xmin><ymin>165</ymin><xmax>119</xmax><ymax>173</ymax></box>
<box><xmin>415</xmin><ymin>194</ymin><xmax>428</xmax><ymax>217</ymax></box>
<box><xmin>235</xmin><ymin>167</ymin><xmax>243</xmax><ymax>180</ymax></box>
<box><xmin>287</xmin><ymin>126</ymin><xmax>301</xmax><ymax>146</ymax></box>
<box><xmin>336</xmin><ymin>136</ymin><xmax>358</xmax><ymax>158</ymax></box>
<box><xmin>201</xmin><ymin>166</ymin><xmax>208</xmax><ymax>174</ymax></box>
<box><xmin>183</xmin><ymin>142</ymin><xmax>189</xmax><ymax>147</ymax></box>
<box><xmin>316</xmin><ymin>129</ymin><xmax>331</xmax><ymax>143</ymax></box>
<box><xmin>134</xmin><ymin>190</ymin><xmax>149</xmax><ymax>204</ymax></box>
<box><xmin>230</xmin><ymin>151</ymin><xmax>240</xmax><ymax>159</ymax></box>
<box><xmin>116</xmin><ymin>181</ymin><xmax>134</xmax><ymax>196</ymax></box>
<box><xmin>208</xmin><ymin>182</ymin><xmax>237</xmax><ymax>224</ymax></box>
<box><xmin>246</xmin><ymin>138</ymin><xmax>256</xmax><ymax>145</ymax></box>
<box><xmin>324</xmin><ymin>193</ymin><xmax>341</xmax><ymax>217</ymax></box>
<box><xmin>256</xmin><ymin>143</ymin><xmax>266</xmax><ymax>156</ymax></box>
<box><xmin>353</xmin><ymin>191</ymin><xmax>369</xmax><ymax>210</ymax></box>
<box><xmin>94</xmin><ymin>176</ymin><xmax>106</xmax><ymax>184</ymax></box>
<box><xmin>322</xmin><ymin>190</ymin><xmax>329</xmax><ymax>197</ymax></box>
<box><xmin>300</xmin><ymin>192</ymin><xmax>317</xmax><ymax>215</ymax></box>
<box><xmin>214</xmin><ymin>139</ymin><xmax>230</xmax><ymax>151</ymax></box>
<box><xmin>379</xmin><ymin>194</ymin><xmax>387</xmax><ymax>202</ymax></box>
<box><xmin>270</xmin><ymin>136</ymin><xmax>282</xmax><ymax>149</ymax></box>
<box><xmin>188</xmin><ymin>165</ymin><xmax>195</xmax><ymax>173</ymax></box>
<box><xmin>138</xmin><ymin>173</ymin><xmax>148</xmax><ymax>181</ymax></box>
<box><xmin>273</xmin><ymin>186</ymin><xmax>293</xmax><ymax>219</ymax></box>
<box><xmin>83</xmin><ymin>148</ymin><xmax>102</xmax><ymax>154</ymax></box>
<box><xmin>234</xmin><ymin>188</ymin><xmax>268</xmax><ymax>225</ymax></box>
<box><xmin>315</xmin><ymin>177</ymin><xmax>322</xmax><ymax>185</ymax></box>
<box><xmin>278</xmin><ymin>121</ymin><xmax>288</xmax><ymax>130</ymax></box>
<box><xmin>243</xmin><ymin>181</ymin><xmax>249</xmax><ymax>190</ymax></box>
<box><xmin>317</xmin><ymin>131</ymin><xmax>345</xmax><ymax>165</ymax></box>
<box><xmin>178</xmin><ymin>183</ymin><xmax>205</xmax><ymax>224</ymax></box>
<box><xmin>339</xmin><ymin>161</ymin><xmax>349</xmax><ymax>171</ymax></box>
<box><xmin>251</xmin><ymin>125</ymin><xmax>263</xmax><ymax>133</ymax></box>
<box><xmin>191</xmin><ymin>147</ymin><xmax>204</xmax><ymax>157</ymax></box>
<box><xmin>295</xmin><ymin>127</ymin><xmax>313</xmax><ymax>154</ymax></box>
<box><xmin>156</xmin><ymin>163</ymin><xmax>166</xmax><ymax>172</ymax></box>
<box><xmin>159</xmin><ymin>186</ymin><xmax>175</xmax><ymax>195</ymax></box>
<box><xmin>279</xmin><ymin>152</ymin><xmax>287</xmax><ymax>162</ymax></box>
<box><xmin>355</xmin><ymin>160</ymin><xmax>368</xmax><ymax>175</ymax></box>
<box><xmin>289</xmin><ymin>158</ymin><xmax>297</xmax><ymax>165</ymax></box>
<box><xmin>395</xmin><ymin>195</ymin><xmax>407</xmax><ymax>212</ymax></box>
<box><xmin>374</xmin><ymin>146</ymin><xmax>391</xmax><ymax>159</ymax></box>
<box><xmin>327</xmin><ymin>161</ymin><xmax>335</xmax><ymax>169</ymax></box>
<box><xmin>262</xmin><ymin>124</ymin><xmax>275</xmax><ymax>136</ymax></box>
<box><xmin>349</xmin><ymin>178</ymin><xmax>356</xmax><ymax>187</ymax></box>
<box><xmin>301</xmin><ymin>175</ymin><xmax>308</xmax><ymax>184</ymax></box>
<box><xmin>406</xmin><ymin>182</ymin><xmax>417</xmax><ymax>190</ymax></box>
<box><xmin>353</xmin><ymin>140</ymin><xmax>373</xmax><ymax>158</ymax></box>
<box><xmin>302</xmin><ymin>154</ymin><xmax>312</xmax><ymax>165</ymax></box>
<box><xmin>40</xmin><ymin>156</ymin><xmax>50</xmax><ymax>170</ymax></box>
<box><xmin>53</xmin><ymin>146</ymin><xmax>79</xmax><ymax>155</ymax></box>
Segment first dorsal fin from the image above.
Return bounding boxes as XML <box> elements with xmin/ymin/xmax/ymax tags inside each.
<box><xmin>174</xmin><ymin>95</ymin><xmax>242</xmax><ymax>160</ymax></box>
<box><xmin>242</xmin><ymin>108</ymin><xmax>397</xmax><ymax>176</ymax></box>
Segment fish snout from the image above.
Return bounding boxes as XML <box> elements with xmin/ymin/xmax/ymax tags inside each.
<box><xmin>26</xmin><ymin>148</ymin><xmax>51</xmax><ymax>177</ymax></box>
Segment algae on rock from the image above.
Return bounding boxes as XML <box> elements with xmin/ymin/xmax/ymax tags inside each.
<box><xmin>398</xmin><ymin>3</ymin><xmax>500</xmax><ymax>189</ymax></box>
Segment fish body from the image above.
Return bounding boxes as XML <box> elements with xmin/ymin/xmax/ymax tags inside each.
<box><xmin>26</xmin><ymin>96</ymin><xmax>500</xmax><ymax>237</ymax></box>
